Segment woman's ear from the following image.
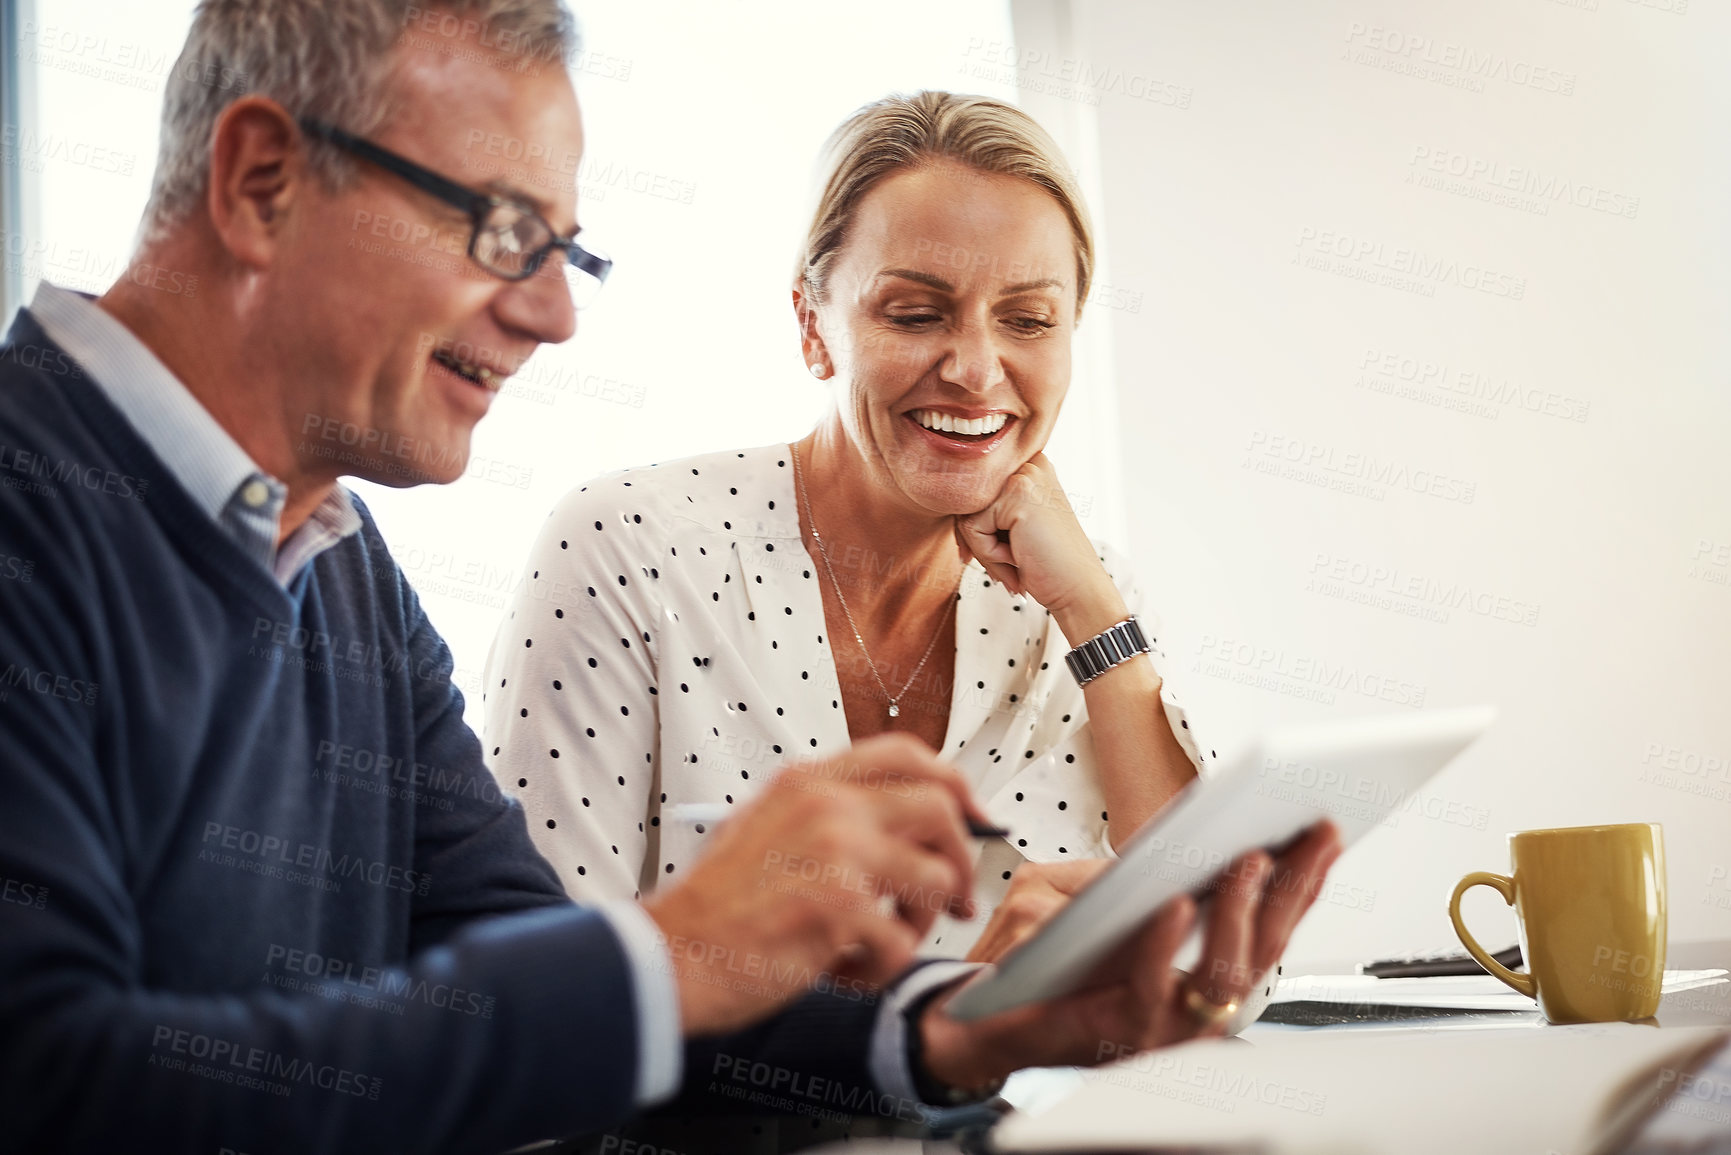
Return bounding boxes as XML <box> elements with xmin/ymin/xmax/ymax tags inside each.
<box><xmin>791</xmin><ymin>283</ymin><xmax>832</xmax><ymax>379</ymax></box>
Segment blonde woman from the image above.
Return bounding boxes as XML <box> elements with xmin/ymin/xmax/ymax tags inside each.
<box><xmin>484</xmin><ymin>91</ymin><xmax>1214</xmax><ymax>957</ymax></box>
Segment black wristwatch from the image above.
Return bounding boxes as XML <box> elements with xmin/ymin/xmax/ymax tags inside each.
<box><xmin>1063</xmin><ymin>615</ymin><xmax>1151</xmax><ymax>686</ymax></box>
<box><xmin>904</xmin><ymin>983</ymin><xmax>1007</xmax><ymax>1107</ymax></box>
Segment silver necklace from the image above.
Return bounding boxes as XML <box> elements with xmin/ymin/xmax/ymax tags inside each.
<box><xmin>791</xmin><ymin>443</ymin><xmax>956</xmax><ymax>720</ymax></box>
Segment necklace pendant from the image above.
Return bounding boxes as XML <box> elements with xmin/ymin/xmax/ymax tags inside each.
<box><xmin>887</xmin><ymin>702</ymin><xmax>900</xmax><ymax>718</ymax></box>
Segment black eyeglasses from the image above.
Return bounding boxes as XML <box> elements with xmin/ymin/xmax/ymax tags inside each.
<box><xmin>301</xmin><ymin>118</ymin><xmax>611</xmax><ymax>308</ymax></box>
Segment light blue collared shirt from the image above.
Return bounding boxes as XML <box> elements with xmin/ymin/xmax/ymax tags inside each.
<box><xmin>25</xmin><ymin>279</ymin><xmax>953</xmax><ymax>1112</ymax></box>
<box><xmin>29</xmin><ymin>281</ymin><xmax>361</xmax><ymax>584</ymax></box>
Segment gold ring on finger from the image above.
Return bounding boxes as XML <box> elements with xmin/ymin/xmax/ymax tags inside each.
<box><xmin>1183</xmin><ymin>984</ymin><xmax>1240</xmax><ymax>1027</ymax></box>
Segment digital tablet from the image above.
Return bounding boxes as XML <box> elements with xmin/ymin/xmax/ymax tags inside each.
<box><xmin>943</xmin><ymin>705</ymin><xmax>1496</xmax><ymax>1021</ymax></box>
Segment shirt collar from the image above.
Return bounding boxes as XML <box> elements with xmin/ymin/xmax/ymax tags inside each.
<box><xmin>27</xmin><ymin>281</ymin><xmax>361</xmax><ymax>583</ymax></box>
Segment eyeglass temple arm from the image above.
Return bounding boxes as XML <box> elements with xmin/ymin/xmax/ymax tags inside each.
<box><xmin>299</xmin><ymin>118</ymin><xmax>491</xmax><ymax>220</ymax></box>
<box><xmin>303</xmin><ymin>117</ymin><xmax>610</xmax><ymax>284</ymax></box>
<box><xmin>567</xmin><ymin>244</ymin><xmax>612</xmax><ymax>282</ymax></box>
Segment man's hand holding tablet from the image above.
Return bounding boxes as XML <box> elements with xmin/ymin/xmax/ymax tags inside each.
<box><xmin>902</xmin><ymin>706</ymin><xmax>1493</xmax><ymax>1096</ymax></box>
<box><xmin>913</xmin><ymin>822</ymin><xmax>1343</xmax><ymax>1094</ymax></box>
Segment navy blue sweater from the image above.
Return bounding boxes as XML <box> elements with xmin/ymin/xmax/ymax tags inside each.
<box><xmin>0</xmin><ymin>312</ymin><xmax>894</xmax><ymax>1154</ymax></box>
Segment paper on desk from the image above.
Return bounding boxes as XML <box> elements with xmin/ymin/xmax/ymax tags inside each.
<box><xmin>1271</xmin><ymin>969</ymin><xmax>1729</xmax><ymax>1012</ymax></box>
<box><xmin>991</xmin><ymin>1023</ymin><xmax>1731</xmax><ymax>1155</ymax></box>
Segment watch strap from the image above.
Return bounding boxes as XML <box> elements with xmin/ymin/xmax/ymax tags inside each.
<box><xmin>1064</xmin><ymin>615</ymin><xmax>1151</xmax><ymax>686</ymax></box>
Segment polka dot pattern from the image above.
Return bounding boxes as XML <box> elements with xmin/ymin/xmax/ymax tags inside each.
<box><xmin>482</xmin><ymin>443</ymin><xmax>1212</xmax><ymax>958</ymax></box>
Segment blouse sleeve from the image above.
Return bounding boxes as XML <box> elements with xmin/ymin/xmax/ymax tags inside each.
<box><xmin>1108</xmin><ymin>541</ymin><xmax>1214</xmax><ymax>777</ymax></box>
<box><xmin>483</xmin><ymin>477</ymin><xmax>666</xmax><ymax>903</ymax></box>
<box><xmin>978</xmin><ymin>540</ymin><xmax>1213</xmax><ymax>864</ymax></box>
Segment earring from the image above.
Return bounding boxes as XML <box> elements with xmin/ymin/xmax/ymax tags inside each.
<box><xmin>809</xmin><ymin>362</ymin><xmax>827</xmax><ymax>379</ymax></box>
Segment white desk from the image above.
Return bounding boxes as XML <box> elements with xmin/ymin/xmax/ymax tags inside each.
<box><xmin>796</xmin><ymin>939</ymin><xmax>1731</xmax><ymax>1155</ymax></box>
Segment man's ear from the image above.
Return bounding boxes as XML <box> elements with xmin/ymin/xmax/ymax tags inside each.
<box><xmin>205</xmin><ymin>96</ymin><xmax>306</xmax><ymax>268</ymax></box>
<box><xmin>791</xmin><ymin>283</ymin><xmax>832</xmax><ymax>374</ymax></box>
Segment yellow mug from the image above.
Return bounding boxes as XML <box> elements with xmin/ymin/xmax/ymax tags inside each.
<box><xmin>1449</xmin><ymin>823</ymin><xmax>1667</xmax><ymax>1023</ymax></box>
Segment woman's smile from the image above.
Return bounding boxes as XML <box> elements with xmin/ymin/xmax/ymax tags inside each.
<box><xmin>904</xmin><ymin>407</ymin><xmax>1019</xmax><ymax>456</ymax></box>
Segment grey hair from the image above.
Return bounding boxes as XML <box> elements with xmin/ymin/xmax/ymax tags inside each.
<box><xmin>141</xmin><ymin>0</ymin><xmax>578</xmax><ymax>240</ymax></box>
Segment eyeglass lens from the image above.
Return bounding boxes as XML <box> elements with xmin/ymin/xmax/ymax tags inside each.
<box><xmin>473</xmin><ymin>202</ymin><xmax>606</xmax><ymax>309</ymax></box>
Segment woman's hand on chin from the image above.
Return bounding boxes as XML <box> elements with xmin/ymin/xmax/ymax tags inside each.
<box><xmin>953</xmin><ymin>453</ymin><xmax>1128</xmax><ymax>641</ymax></box>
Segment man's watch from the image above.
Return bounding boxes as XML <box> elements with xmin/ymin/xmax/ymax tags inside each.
<box><xmin>1063</xmin><ymin>614</ymin><xmax>1151</xmax><ymax>686</ymax></box>
<box><xmin>904</xmin><ymin>984</ymin><xmax>1007</xmax><ymax>1107</ymax></box>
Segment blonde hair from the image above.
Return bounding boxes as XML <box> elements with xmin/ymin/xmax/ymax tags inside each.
<box><xmin>798</xmin><ymin>91</ymin><xmax>1094</xmax><ymax>315</ymax></box>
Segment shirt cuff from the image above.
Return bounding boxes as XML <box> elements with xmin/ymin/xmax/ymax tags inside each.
<box><xmin>595</xmin><ymin>900</ymin><xmax>683</xmax><ymax>1106</ymax></box>
<box><xmin>869</xmin><ymin>960</ymin><xmax>986</xmax><ymax>1107</ymax></box>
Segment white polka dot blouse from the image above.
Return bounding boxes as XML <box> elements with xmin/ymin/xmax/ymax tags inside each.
<box><xmin>482</xmin><ymin>444</ymin><xmax>1212</xmax><ymax>956</ymax></box>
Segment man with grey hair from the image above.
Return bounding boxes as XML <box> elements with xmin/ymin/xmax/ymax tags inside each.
<box><xmin>0</xmin><ymin>2</ymin><xmax>1339</xmax><ymax>1151</ymax></box>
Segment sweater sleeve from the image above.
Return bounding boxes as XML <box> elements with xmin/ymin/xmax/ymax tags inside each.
<box><xmin>660</xmin><ymin>964</ymin><xmax>948</xmax><ymax>1127</ymax></box>
<box><xmin>0</xmin><ymin>505</ymin><xmax>649</xmax><ymax>1154</ymax></box>
<box><xmin>484</xmin><ymin>476</ymin><xmax>665</xmax><ymax>903</ymax></box>
<box><xmin>390</xmin><ymin>546</ymin><xmax>582</xmax><ymax>949</ymax></box>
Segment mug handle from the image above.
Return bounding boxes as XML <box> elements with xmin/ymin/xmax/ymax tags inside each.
<box><xmin>1448</xmin><ymin>871</ymin><xmax>1536</xmax><ymax>998</ymax></box>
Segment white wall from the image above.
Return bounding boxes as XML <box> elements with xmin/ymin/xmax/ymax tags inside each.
<box><xmin>9</xmin><ymin>0</ymin><xmax>198</xmax><ymax>302</ymax></box>
<box><xmin>1024</xmin><ymin>0</ymin><xmax>1731</xmax><ymax>962</ymax></box>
